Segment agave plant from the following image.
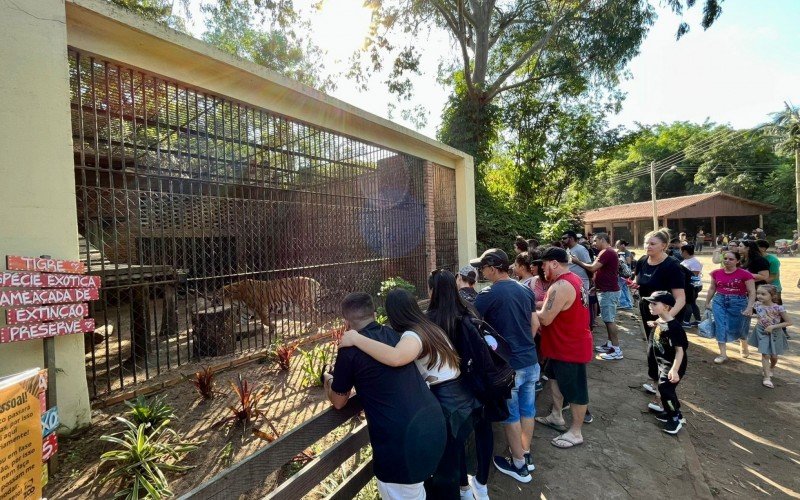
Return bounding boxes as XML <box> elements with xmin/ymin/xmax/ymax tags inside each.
<box><xmin>98</xmin><ymin>417</ymin><xmax>201</xmax><ymax>499</ymax></box>
<box><xmin>125</xmin><ymin>395</ymin><xmax>176</xmax><ymax>433</ymax></box>
<box><xmin>213</xmin><ymin>374</ymin><xmax>270</xmax><ymax>428</ymax></box>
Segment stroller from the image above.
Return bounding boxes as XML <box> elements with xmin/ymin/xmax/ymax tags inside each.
<box><xmin>775</xmin><ymin>239</ymin><xmax>794</xmax><ymax>256</ymax></box>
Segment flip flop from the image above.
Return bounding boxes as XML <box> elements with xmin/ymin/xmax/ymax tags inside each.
<box><xmin>535</xmin><ymin>415</ymin><xmax>567</xmax><ymax>432</ymax></box>
<box><xmin>551</xmin><ymin>433</ymin><xmax>583</xmax><ymax>449</ymax></box>
<box><xmin>762</xmin><ymin>378</ymin><xmax>774</xmax><ymax>389</ymax></box>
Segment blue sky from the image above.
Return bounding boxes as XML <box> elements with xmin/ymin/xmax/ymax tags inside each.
<box><xmin>188</xmin><ymin>1</ymin><xmax>800</xmax><ymax>137</ymax></box>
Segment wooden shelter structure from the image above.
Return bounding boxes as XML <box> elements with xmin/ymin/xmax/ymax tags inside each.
<box><xmin>583</xmin><ymin>192</ymin><xmax>775</xmax><ymax>247</ymax></box>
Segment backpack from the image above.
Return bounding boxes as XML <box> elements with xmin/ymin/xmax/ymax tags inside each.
<box><xmin>618</xmin><ymin>257</ymin><xmax>632</xmax><ymax>278</ymax></box>
<box><xmin>455</xmin><ymin>316</ymin><xmax>516</xmax><ymax>421</ymax></box>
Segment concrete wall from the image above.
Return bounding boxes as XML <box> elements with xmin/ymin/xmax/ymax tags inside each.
<box><xmin>0</xmin><ymin>0</ymin><xmax>91</xmax><ymax>430</ymax></box>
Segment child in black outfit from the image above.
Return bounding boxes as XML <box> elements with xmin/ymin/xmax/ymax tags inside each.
<box><xmin>643</xmin><ymin>291</ymin><xmax>688</xmax><ymax>435</ymax></box>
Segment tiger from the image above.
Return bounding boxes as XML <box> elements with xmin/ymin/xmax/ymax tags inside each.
<box><xmin>218</xmin><ymin>277</ymin><xmax>323</xmax><ymax>328</ymax></box>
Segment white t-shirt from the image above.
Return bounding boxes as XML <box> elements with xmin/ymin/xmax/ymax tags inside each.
<box><xmin>681</xmin><ymin>256</ymin><xmax>703</xmax><ymax>274</ymax></box>
<box><xmin>401</xmin><ymin>330</ymin><xmax>460</xmax><ymax>385</ymax></box>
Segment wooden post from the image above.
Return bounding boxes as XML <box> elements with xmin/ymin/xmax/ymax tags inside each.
<box><xmin>711</xmin><ymin>216</ymin><xmax>717</xmax><ymax>247</ymax></box>
<box><xmin>759</xmin><ymin>214</ymin><xmax>764</xmax><ymax>230</ymax></box>
<box><xmin>633</xmin><ymin>220</ymin><xmax>640</xmax><ymax>248</ymax></box>
<box><xmin>43</xmin><ymin>337</ymin><xmax>59</xmax><ymax>473</ymax></box>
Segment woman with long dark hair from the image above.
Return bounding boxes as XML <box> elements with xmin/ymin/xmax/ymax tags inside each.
<box><xmin>339</xmin><ymin>288</ymin><xmax>478</xmax><ymax>499</ymax></box>
<box><xmin>736</xmin><ymin>240</ymin><xmax>770</xmax><ymax>285</ymax></box>
<box><xmin>427</xmin><ymin>270</ymin><xmax>491</xmax><ymax>499</ymax></box>
<box><xmin>705</xmin><ymin>251</ymin><xmax>756</xmax><ymax>363</ymax></box>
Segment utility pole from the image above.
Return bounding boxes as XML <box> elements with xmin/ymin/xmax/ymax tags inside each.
<box><xmin>650</xmin><ymin>161</ymin><xmax>658</xmax><ymax>230</ymax></box>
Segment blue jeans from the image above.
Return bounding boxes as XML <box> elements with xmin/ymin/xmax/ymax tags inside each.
<box><xmin>504</xmin><ymin>364</ymin><xmax>540</xmax><ymax>423</ymax></box>
<box><xmin>618</xmin><ymin>278</ymin><xmax>633</xmax><ymax>309</ymax></box>
<box><xmin>712</xmin><ymin>294</ymin><xmax>749</xmax><ymax>343</ymax></box>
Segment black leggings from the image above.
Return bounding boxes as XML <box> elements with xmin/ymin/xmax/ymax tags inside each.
<box><xmin>472</xmin><ymin>410</ymin><xmax>493</xmax><ymax>486</ymax></box>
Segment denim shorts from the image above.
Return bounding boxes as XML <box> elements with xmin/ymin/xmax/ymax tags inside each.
<box><xmin>597</xmin><ymin>291</ymin><xmax>620</xmax><ymax>323</ymax></box>
<box><xmin>504</xmin><ymin>363</ymin><xmax>540</xmax><ymax>424</ymax></box>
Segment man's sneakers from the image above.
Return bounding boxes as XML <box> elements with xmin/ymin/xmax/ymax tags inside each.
<box><xmin>599</xmin><ymin>348</ymin><xmax>623</xmax><ymax>360</ymax></box>
<box><xmin>595</xmin><ymin>341</ymin><xmax>614</xmax><ymax>353</ymax></box>
<box><xmin>662</xmin><ymin>417</ymin><xmax>683</xmax><ymax>435</ymax></box>
<box><xmin>493</xmin><ymin>456</ymin><xmax>531</xmax><ymax>483</ymax></box>
<box><xmin>467</xmin><ymin>475</ymin><xmax>490</xmax><ymax>500</ymax></box>
<box><xmin>524</xmin><ymin>451</ymin><xmax>535</xmax><ymax>471</ymax></box>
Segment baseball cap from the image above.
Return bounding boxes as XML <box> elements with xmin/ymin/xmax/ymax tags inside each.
<box><xmin>469</xmin><ymin>248</ymin><xmax>509</xmax><ymax>269</ymax></box>
<box><xmin>643</xmin><ymin>291</ymin><xmax>676</xmax><ymax>307</ymax></box>
<box><xmin>540</xmin><ymin>247</ymin><xmax>569</xmax><ymax>263</ymax></box>
<box><xmin>458</xmin><ymin>264</ymin><xmax>477</xmax><ymax>279</ymax></box>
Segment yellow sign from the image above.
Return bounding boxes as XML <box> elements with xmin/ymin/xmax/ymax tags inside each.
<box><xmin>0</xmin><ymin>368</ymin><xmax>42</xmax><ymax>499</ymax></box>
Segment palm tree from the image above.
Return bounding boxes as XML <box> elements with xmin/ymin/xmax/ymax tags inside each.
<box><xmin>764</xmin><ymin>102</ymin><xmax>800</xmax><ymax>233</ymax></box>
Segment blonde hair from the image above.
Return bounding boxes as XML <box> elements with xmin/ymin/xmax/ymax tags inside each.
<box><xmin>757</xmin><ymin>284</ymin><xmax>778</xmax><ymax>303</ymax></box>
<box><xmin>643</xmin><ymin>229</ymin><xmax>670</xmax><ymax>247</ymax></box>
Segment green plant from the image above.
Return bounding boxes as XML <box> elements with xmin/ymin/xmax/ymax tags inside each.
<box><xmin>298</xmin><ymin>345</ymin><xmax>332</xmax><ymax>387</ymax></box>
<box><xmin>213</xmin><ymin>374</ymin><xmax>270</xmax><ymax>428</ymax></box>
<box><xmin>98</xmin><ymin>417</ymin><xmax>200</xmax><ymax>499</ymax></box>
<box><xmin>375</xmin><ymin>311</ymin><xmax>388</xmax><ymax>325</ymax></box>
<box><xmin>191</xmin><ymin>366</ymin><xmax>216</xmax><ymax>399</ymax></box>
<box><xmin>378</xmin><ymin>277</ymin><xmax>416</xmax><ymax>299</ymax></box>
<box><xmin>125</xmin><ymin>395</ymin><xmax>176</xmax><ymax>433</ymax></box>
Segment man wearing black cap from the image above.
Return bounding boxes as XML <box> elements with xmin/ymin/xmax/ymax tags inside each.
<box><xmin>471</xmin><ymin>248</ymin><xmax>540</xmax><ymax>483</ymax></box>
<box><xmin>534</xmin><ymin>247</ymin><xmax>593</xmax><ymax>449</ymax></box>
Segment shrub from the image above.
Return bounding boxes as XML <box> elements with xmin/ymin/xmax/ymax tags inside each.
<box><xmin>125</xmin><ymin>395</ymin><xmax>176</xmax><ymax>433</ymax></box>
<box><xmin>378</xmin><ymin>277</ymin><xmax>416</xmax><ymax>299</ymax></box>
<box><xmin>98</xmin><ymin>417</ymin><xmax>200</xmax><ymax>499</ymax></box>
<box><xmin>298</xmin><ymin>345</ymin><xmax>332</xmax><ymax>387</ymax></box>
<box><xmin>191</xmin><ymin>366</ymin><xmax>216</xmax><ymax>399</ymax></box>
<box><xmin>213</xmin><ymin>374</ymin><xmax>270</xmax><ymax>428</ymax></box>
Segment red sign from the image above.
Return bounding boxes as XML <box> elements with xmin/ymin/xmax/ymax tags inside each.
<box><xmin>42</xmin><ymin>433</ymin><xmax>58</xmax><ymax>462</ymax></box>
<box><xmin>0</xmin><ymin>318</ymin><xmax>95</xmax><ymax>343</ymax></box>
<box><xmin>0</xmin><ymin>271</ymin><xmax>100</xmax><ymax>289</ymax></box>
<box><xmin>6</xmin><ymin>303</ymin><xmax>90</xmax><ymax>325</ymax></box>
<box><xmin>7</xmin><ymin>256</ymin><xmax>86</xmax><ymax>275</ymax></box>
<box><xmin>0</xmin><ymin>288</ymin><xmax>98</xmax><ymax>307</ymax></box>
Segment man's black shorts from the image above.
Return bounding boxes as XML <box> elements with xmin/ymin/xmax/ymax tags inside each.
<box><xmin>545</xmin><ymin>359</ymin><xmax>589</xmax><ymax>405</ymax></box>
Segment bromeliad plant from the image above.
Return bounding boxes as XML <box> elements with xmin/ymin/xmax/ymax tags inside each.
<box><xmin>98</xmin><ymin>417</ymin><xmax>201</xmax><ymax>500</ymax></box>
<box><xmin>125</xmin><ymin>395</ymin><xmax>176</xmax><ymax>433</ymax></box>
<box><xmin>214</xmin><ymin>374</ymin><xmax>270</xmax><ymax>428</ymax></box>
<box><xmin>191</xmin><ymin>366</ymin><xmax>216</xmax><ymax>399</ymax></box>
<box><xmin>298</xmin><ymin>345</ymin><xmax>332</xmax><ymax>387</ymax></box>
<box><xmin>273</xmin><ymin>342</ymin><xmax>297</xmax><ymax>371</ymax></box>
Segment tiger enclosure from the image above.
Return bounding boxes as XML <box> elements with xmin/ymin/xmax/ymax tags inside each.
<box><xmin>70</xmin><ymin>48</ymin><xmax>461</xmax><ymax>400</ymax></box>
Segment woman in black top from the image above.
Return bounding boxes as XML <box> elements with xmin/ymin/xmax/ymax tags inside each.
<box><xmin>736</xmin><ymin>240</ymin><xmax>770</xmax><ymax>284</ymax></box>
<box><xmin>634</xmin><ymin>229</ymin><xmax>686</xmax><ymax>410</ymax></box>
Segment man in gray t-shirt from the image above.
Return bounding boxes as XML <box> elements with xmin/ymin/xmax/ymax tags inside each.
<box><xmin>561</xmin><ymin>231</ymin><xmax>591</xmax><ymax>291</ymax></box>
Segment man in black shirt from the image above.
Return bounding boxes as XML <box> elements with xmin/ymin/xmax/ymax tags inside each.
<box><xmin>324</xmin><ymin>292</ymin><xmax>446</xmax><ymax>498</ymax></box>
<box><xmin>643</xmin><ymin>291</ymin><xmax>688</xmax><ymax>435</ymax></box>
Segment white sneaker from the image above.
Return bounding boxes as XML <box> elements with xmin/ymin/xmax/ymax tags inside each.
<box><xmin>599</xmin><ymin>349</ymin><xmax>623</xmax><ymax>360</ymax></box>
<box><xmin>595</xmin><ymin>341</ymin><xmax>612</xmax><ymax>352</ymax></box>
<box><xmin>648</xmin><ymin>402</ymin><xmax>664</xmax><ymax>413</ymax></box>
<box><xmin>468</xmin><ymin>475</ymin><xmax>490</xmax><ymax>500</ymax></box>
<box><xmin>642</xmin><ymin>383</ymin><xmax>657</xmax><ymax>394</ymax></box>
<box><xmin>460</xmin><ymin>488</ymin><xmax>473</xmax><ymax>499</ymax></box>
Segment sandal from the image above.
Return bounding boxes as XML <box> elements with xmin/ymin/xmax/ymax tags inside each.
<box><xmin>762</xmin><ymin>378</ymin><xmax>774</xmax><ymax>389</ymax></box>
<box><xmin>551</xmin><ymin>433</ymin><xmax>583</xmax><ymax>449</ymax></box>
<box><xmin>535</xmin><ymin>415</ymin><xmax>567</xmax><ymax>432</ymax></box>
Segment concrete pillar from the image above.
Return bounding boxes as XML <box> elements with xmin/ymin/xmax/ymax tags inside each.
<box><xmin>0</xmin><ymin>0</ymin><xmax>91</xmax><ymax>430</ymax></box>
<box><xmin>455</xmin><ymin>157</ymin><xmax>477</xmax><ymax>265</ymax></box>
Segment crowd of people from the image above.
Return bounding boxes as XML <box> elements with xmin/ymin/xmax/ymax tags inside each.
<box><xmin>321</xmin><ymin>226</ymin><xmax>793</xmax><ymax>499</ymax></box>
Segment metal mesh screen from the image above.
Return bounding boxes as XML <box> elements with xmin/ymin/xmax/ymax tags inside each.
<box><xmin>433</xmin><ymin>164</ymin><xmax>458</xmax><ymax>271</ymax></box>
<box><xmin>69</xmin><ymin>49</ymin><xmax>429</xmax><ymax>398</ymax></box>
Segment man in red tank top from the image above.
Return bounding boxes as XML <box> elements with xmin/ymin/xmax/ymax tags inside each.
<box><xmin>534</xmin><ymin>247</ymin><xmax>593</xmax><ymax>449</ymax></box>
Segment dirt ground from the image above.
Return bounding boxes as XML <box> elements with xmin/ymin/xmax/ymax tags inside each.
<box><xmin>490</xmin><ymin>253</ymin><xmax>800</xmax><ymax>499</ymax></box>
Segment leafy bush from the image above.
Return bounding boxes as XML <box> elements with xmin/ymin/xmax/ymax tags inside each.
<box><xmin>378</xmin><ymin>277</ymin><xmax>416</xmax><ymax>298</ymax></box>
<box><xmin>214</xmin><ymin>374</ymin><xmax>270</xmax><ymax>428</ymax></box>
<box><xmin>98</xmin><ymin>417</ymin><xmax>200</xmax><ymax>499</ymax></box>
<box><xmin>298</xmin><ymin>345</ymin><xmax>332</xmax><ymax>387</ymax></box>
<box><xmin>191</xmin><ymin>366</ymin><xmax>216</xmax><ymax>399</ymax></box>
<box><xmin>125</xmin><ymin>395</ymin><xmax>176</xmax><ymax>433</ymax></box>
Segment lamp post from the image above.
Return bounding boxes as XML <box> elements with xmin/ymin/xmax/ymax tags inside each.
<box><xmin>650</xmin><ymin>163</ymin><xmax>678</xmax><ymax>230</ymax></box>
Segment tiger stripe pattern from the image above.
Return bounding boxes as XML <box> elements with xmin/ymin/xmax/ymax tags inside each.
<box><xmin>219</xmin><ymin>277</ymin><xmax>322</xmax><ymax>327</ymax></box>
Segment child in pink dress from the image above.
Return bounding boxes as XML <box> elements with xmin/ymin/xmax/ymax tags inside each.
<box><xmin>747</xmin><ymin>285</ymin><xmax>792</xmax><ymax>388</ymax></box>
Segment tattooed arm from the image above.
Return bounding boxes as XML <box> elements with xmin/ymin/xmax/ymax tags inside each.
<box><xmin>536</xmin><ymin>280</ymin><xmax>575</xmax><ymax>326</ymax></box>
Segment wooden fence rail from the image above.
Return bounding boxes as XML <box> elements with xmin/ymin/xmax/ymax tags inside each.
<box><xmin>179</xmin><ymin>396</ymin><xmax>371</xmax><ymax>500</ymax></box>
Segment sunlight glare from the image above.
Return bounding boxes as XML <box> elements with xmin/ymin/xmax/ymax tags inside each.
<box><xmin>312</xmin><ymin>0</ymin><xmax>374</xmax><ymax>61</ymax></box>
